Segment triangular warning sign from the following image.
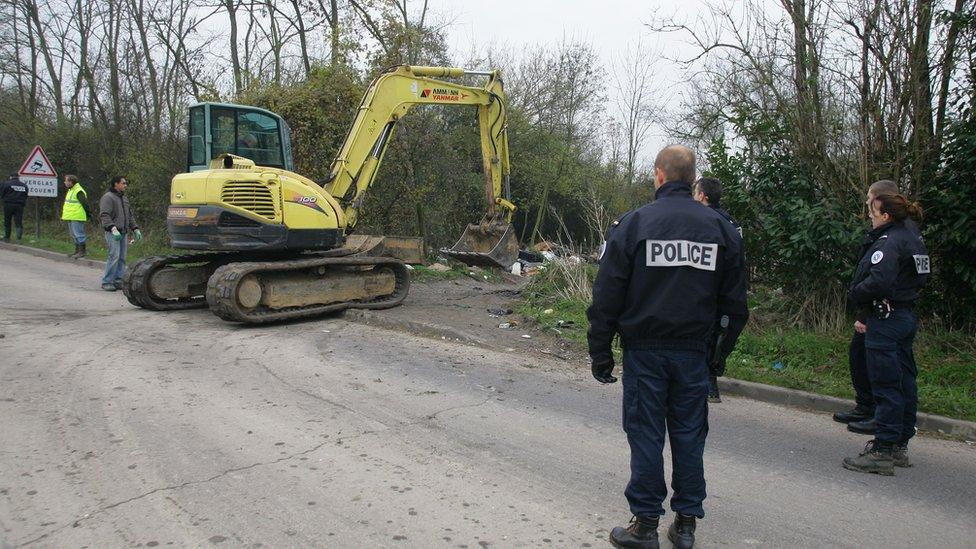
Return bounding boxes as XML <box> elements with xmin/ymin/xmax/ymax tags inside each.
<box><xmin>18</xmin><ymin>146</ymin><xmax>57</xmax><ymax>177</ymax></box>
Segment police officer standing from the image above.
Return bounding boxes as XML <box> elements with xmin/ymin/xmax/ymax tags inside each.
<box><xmin>833</xmin><ymin>180</ymin><xmax>921</xmax><ymax>436</ymax></box>
<box><xmin>693</xmin><ymin>177</ymin><xmax>742</xmax><ymax>403</ymax></box>
<box><xmin>1</xmin><ymin>172</ymin><xmax>29</xmax><ymax>242</ymax></box>
<box><xmin>588</xmin><ymin>145</ymin><xmax>749</xmax><ymax>549</ymax></box>
<box><xmin>843</xmin><ymin>193</ymin><xmax>928</xmax><ymax>475</ymax></box>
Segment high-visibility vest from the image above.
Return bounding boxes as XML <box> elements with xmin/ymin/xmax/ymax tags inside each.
<box><xmin>61</xmin><ymin>183</ymin><xmax>88</xmax><ymax>221</ymax></box>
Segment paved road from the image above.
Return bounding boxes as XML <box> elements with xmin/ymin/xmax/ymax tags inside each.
<box><xmin>1</xmin><ymin>248</ymin><xmax>974</xmax><ymax>548</ymax></box>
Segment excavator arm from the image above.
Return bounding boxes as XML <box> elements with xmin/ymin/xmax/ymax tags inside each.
<box><xmin>323</xmin><ymin>65</ymin><xmax>515</xmax><ymax>232</ymax></box>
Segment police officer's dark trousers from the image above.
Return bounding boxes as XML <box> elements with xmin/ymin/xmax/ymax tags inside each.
<box><xmin>3</xmin><ymin>204</ymin><xmax>25</xmax><ymax>239</ymax></box>
<box><xmin>848</xmin><ymin>331</ymin><xmax>873</xmax><ymax>409</ymax></box>
<box><xmin>622</xmin><ymin>348</ymin><xmax>709</xmax><ymax>519</ymax></box>
<box><xmin>865</xmin><ymin>309</ymin><xmax>918</xmax><ymax>444</ymax></box>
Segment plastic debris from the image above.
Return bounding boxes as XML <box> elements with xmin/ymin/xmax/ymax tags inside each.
<box><xmin>498</xmin><ymin>322</ymin><xmax>511</xmax><ymax>329</ymax></box>
<box><xmin>487</xmin><ymin>308</ymin><xmax>513</xmax><ymax>316</ymax></box>
<box><xmin>772</xmin><ymin>361</ymin><xmax>785</xmax><ymax>370</ymax></box>
<box><xmin>521</xmin><ymin>334</ymin><xmax>532</xmax><ymax>339</ymax></box>
<box><xmin>543</xmin><ymin>308</ymin><xmax>554</xmax><ymax>315</ymax></box>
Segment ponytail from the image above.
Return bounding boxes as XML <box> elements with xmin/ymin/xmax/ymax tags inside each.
<box><xmin>874</xmin><ymin>194</ymin><xmax>923</xmax><ymax>224</ymax></box>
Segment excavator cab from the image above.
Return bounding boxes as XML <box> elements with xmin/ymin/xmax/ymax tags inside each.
<box><xmin>186</xmin><ymin>103</ymin><xmax>295</xmax><ymax>172</ymax></box>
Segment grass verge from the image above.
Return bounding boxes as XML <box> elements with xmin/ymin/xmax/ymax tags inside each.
<box><xmin>519</xmin><ymin>261</ymin><xmax>976</xmax><ymax>422</ymax></box>
<box><xmin>7</xmin><ymin>219</ymin><xmax>178</xmax><ymax>262</ymax></box>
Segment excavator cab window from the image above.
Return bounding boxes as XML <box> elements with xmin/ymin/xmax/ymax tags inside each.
<box><xmin>186</xmin><ymin>103</ymin><xmax>294</xmax><ymax>172</ymax></box>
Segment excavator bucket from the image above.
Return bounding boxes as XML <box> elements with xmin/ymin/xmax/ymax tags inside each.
<box><xmin>441</xmin><ymin>216</ymin><xmax>519</xmax><ymax>269</ymax></box>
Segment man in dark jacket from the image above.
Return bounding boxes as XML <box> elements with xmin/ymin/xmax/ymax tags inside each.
<box><xmin>1</xmin><ymin>173</ymin><xmax>29</xmax><ymax>242</ymax></box>
<box><xmin>693</xmin><ymin>177</ymin><xmax>743</xmax><ymax>403</ymax></box>
<box><xmin>98</xmin><ymin>176</ymin><xmax>141</xmax><ymax>291</ymax></box>
<box><xmin>588</xmin><ymin>145</ymin><xmax>749</xmax><ymax>549</ymax></box>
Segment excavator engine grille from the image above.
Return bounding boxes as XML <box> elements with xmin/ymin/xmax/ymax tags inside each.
<box><xmin>221</xmin><ymin>181</ymin><xmax>277</xmax><ymax>220</ymax></box>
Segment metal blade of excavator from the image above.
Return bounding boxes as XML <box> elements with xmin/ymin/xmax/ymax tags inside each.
<box><xmin>343</xmin><ymin>234</ymin><xmax>425</xmax><ymax>264</ymax></box>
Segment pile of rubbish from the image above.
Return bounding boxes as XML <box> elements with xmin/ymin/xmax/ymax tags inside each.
<box><xmin>424</xmin><ymin>240</ymin><xmax>594</xmax><ymax>279</ymax></box>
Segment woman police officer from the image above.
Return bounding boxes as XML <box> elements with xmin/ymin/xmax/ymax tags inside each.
<box><xmin>842</xmin><ymin>194</ymin><xmax>929</xmax><ymax>476</ymax></box>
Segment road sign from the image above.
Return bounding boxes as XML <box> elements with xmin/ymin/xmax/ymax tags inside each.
<box><xmin>18</xmin><ymin>146</ymin><xmax>57</xmax><ymax>197</ymax></box>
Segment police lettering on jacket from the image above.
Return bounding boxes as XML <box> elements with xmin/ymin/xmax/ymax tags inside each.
<box><xmin>848</xmin><ymin>221</ymin><xmax>929</xmax><ymax>306</ymax></box>
<box><xmin>586</xmin><ymin>181</ymin><xmax>749</xmax><ymax>364</ymax></box>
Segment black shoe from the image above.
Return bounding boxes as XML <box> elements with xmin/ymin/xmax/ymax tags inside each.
<box><xmin>101</xmin><ymin>283</ymin><xmax>118</xmax><ymax>291</ymax></box>
<box><xmin>69</xmin><ymin>243</ymin><xmax>80</xmax><ymax>258</ymax></box>
<box><xmin>667</xmin><ymin>513</ymin><xmax>697</xmax><ymax>549</ymax></box>
<box><xmin>847</xmin><ymin>418</ymin><xmax>877</xmax><ymax>435</ymax></box>
<box><xmin>843</xmin><ymin>439</ymin><xmax>895</xmax><ymax>475</ymax></box>
<box><xmin>609</xmin><ymin>515</ymin><xmax>659</xmax><ymax>549</ymax></box>
<box><xmin>75</xmin><ymin>243</ymin><xmax>86</xmax><ymax>258</ymax></box>
<box><xmin>833</xmin><ymin>404</ymin><xmax>874</xmax><ymax>424</ymax></box>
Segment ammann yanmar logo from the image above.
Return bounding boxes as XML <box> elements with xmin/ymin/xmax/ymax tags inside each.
<box><xmin>421</xmin><ymin>88</ymin><xmax>466</xmax><ymax>101</ymax></box>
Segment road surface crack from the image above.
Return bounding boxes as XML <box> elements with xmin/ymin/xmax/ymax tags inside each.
<box><xmin>421</xmin><ymin>395</ymin><xmax>493</xmax><ymax>422</ymax></box>
<box><xmin>18</xmin><ymin>440</ymin><xmax>331</xmax><ymax>546</ymax></box>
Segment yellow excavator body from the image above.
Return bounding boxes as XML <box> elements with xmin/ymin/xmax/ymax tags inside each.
<box><xmin>123</xmin><ymin>65</ymin><xmax>519</xmax><ymax>323</ymax></box>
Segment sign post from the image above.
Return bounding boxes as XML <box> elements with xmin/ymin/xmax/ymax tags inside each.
<box><xmin>18</xmin><ymin>146</ymin><xmax>58</xmax><ymax>239</ymax></box>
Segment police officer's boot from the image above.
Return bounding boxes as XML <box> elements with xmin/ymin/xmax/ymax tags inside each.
<box><xmin>69</xmin><ymin>243</ymin><xmax>80</xmax><ymax>258</ymax></box>
<box><xmin>842</xmin><ymin>439</ymin><xmax>895</xmax><ymax>476</ymax></box>
<box><xmin>75</xmin><ymin>243</ymin><xmax>86</xmax><ymax>258</ymax></box>
<box><xmin>893</xmin><ymin>442</ymin><xmax>912</xmax><ymax>468</ymax></box>
<box><xmin>609</xmin><ymin>515</ymin><xmax>659</xmax><ymax>549</ymax></box>
<box><xmin>847</xmin><ymin>417</ymin><xmax>877</xmax><ymax>435</ymax></box>
<box><xmin>667</xmin><ymin>513</ymin><xmax>697</xmax><ymax>549</ymax></box>
<box><xmin>832</xmin><ymin>404</ymin><xmax>873</xmax><ymax>424</ymax></box>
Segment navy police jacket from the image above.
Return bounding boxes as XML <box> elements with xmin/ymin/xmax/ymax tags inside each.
<box><xmin>710</xmin><ymin>205</ymin><xmax>741</xmax><ymax>235</ymax></box>
<box><xmin>0</xmin><ymin>177</ymin><xmax>29</xmax><ymax>206</ymax></box>
<box><xmin>586</xmin><ymin>181</ymin><xmax>749</xmax><ymax>363</ymax></box>
<box><xmin>848</xmin><ymin>221</ymin><xmax>929</xmax><ymax>308</ymax></box>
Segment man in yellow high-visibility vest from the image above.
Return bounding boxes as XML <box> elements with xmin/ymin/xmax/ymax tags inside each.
<box><xmin>61</xmin><ymin>174</ymin><xmax>93</xmax><ymax>258</ymax></box>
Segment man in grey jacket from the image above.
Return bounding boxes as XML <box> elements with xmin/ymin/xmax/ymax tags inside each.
<box><xmin>98</xmin><ymin>176</ymin><xmax>141</xmax><ymax>291</ymax></box>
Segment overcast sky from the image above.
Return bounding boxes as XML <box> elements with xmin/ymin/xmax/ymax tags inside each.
<box><xmin>433</xmin><ymin>0</ymin><xmax>712</xmax><ymax>161</ymax></box>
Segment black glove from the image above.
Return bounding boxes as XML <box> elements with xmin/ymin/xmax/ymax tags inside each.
<box><xmin>591</xmin><ymin>357</ymin><xmax>618</xmax><ymax>384</ymax></box>
<box><xmin>709</xmin><ymin>354</ymin><xmax>727</xmax><ymax>377</ymax></box>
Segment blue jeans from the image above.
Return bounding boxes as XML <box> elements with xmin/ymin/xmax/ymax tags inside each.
<box><xmin>102</xmin><ymin>232</ymin><xmax>128</xmax><ymax>285</ymax></box>
<box><xmin>865</xmin><ymin>309</ymin><xmax>919</xmax><ymax>444</ymax></box>
<box><xmin>67</xmin><ymin>220</ymin><xmax>87</xmax><ymax>244</ymax></box>
<box><xmin>622</xmin><ymin>348</ymin><xmax>710</xmax><ymax>519</ymax></box>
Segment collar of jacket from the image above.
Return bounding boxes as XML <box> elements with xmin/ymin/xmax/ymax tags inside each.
<box><xmin>655</xmin><ymin>181</ymin><xmax>693</xmax><ymax>199</ymax></box>
<box><xmin>868</xmin><ymin>221</ymin><xmax>898</xmax><ymax>239</ymax></box>
<box><xmin>110</xmin><ymin>188</ymin><xmax>124</xmax><ymax>196</ymax></box>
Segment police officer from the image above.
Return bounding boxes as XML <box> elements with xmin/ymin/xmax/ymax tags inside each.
<box><xmin>588</xmin><ymin>145</ymin><xmax>748</xmax><ymax>549</ymax></box>
<box><xmin>834</xmin><ymin>180</ymin><xmax>922</xmax><ymax>435</ymax></box>
<box><xmin>693</xmin><ymin>177</ymin><xmax>742</xmax><ymax>403</ymax></box>
<box><xmin>1</xmin><ymin>172</ymin><xmax>29</xmax><ymax>242</ymax></box>
<box><xmin>842</xmin><ymin>193</ymin><xmax>927</xmax><ymax>476</ymax></box>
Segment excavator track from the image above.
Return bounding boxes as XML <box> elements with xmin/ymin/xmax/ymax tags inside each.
<box><xmin>205</xmin><ymin>255</ymin><xmax>410</xmax><ymax>323</ymax></box>
<box><xmin>122</xmin><ymin>252</ymin><xmax>239</xmax><ymax>311</ymax></box>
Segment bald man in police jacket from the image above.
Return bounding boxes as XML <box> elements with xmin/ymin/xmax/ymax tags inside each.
<box><xmin>588</xmin><ymin>145</ymin><xmax>749</xmax><ymax>549</ymax></box>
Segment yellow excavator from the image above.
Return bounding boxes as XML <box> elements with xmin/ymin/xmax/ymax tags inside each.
<box><xmin>122</xmin><ymin>65</ymin><xmax>518</xmax><ymax>323</ymax></box>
